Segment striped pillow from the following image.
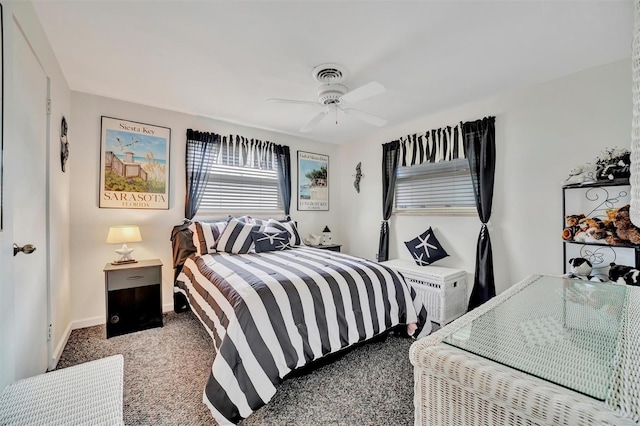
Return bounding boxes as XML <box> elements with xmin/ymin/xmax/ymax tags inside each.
<box><xmin>265</xmin><ymin>219</ymin><xmax>301</xmax><ymax>246</ymax></box>
<box><xmin>188</xmin><ymin>221</ymin><xmax>226</xmax><ymax>256</ymax></box>
<box><xmin>216</xmin><ymin>218</ymin><xmax>262</xmax><ymax>254</ymax></box>
<box><xmin>237</xmin><ymin>215</ymin><xmax>267</xmax><ymax>226</ymax></box>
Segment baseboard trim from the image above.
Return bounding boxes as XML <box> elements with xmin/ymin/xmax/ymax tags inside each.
<box><xmin>72</xmin><ymin>304</ymin><xmax>174</xmax><ymax>331</ymax></box>
<box><xmin>49</xmin><ymin>322</ymin><xmax>73</xmax><ymax>370</ymax></box>
<box><xmin>71</xmin><ymin>316</ymin><xmax>104</xmax><ymax>330</ymax></box>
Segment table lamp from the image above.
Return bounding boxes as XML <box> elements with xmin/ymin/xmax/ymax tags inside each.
<box><xmin>106</xmin><ymin>225</ymin><xmax>142</xmax><ymax>264</ymax></box>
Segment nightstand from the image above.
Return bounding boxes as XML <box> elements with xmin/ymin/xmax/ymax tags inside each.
<box><xmin>314</xmin><ymin>244</ymin><xmax>342</xmax><ymax>252</ymax></box>
<box><xmin>104</xmin><ymin>259</ymin><xmax>163</xmax><ymax>338</ymax></box>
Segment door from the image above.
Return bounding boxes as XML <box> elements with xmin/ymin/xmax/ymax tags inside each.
<box><xmin>12</xmin><ymin>26</ymin><xmax>49</xmax><ymax>379</ymax></box>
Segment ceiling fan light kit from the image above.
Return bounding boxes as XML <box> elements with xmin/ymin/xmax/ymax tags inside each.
<box><xmin>317</xmin><ymin>84</ymin><xmax>347</xmax><ymax>105</ymax></box>
<box><xmin>270</xmin><ymin>63</ymin><xmax>388</xmax><ymax>133</ymax></box>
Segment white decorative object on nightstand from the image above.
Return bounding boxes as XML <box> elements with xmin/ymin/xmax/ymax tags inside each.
<box><xmin>322</xmin><ymin>226</ymin><xmax>332</xmax><ymax>245</ymax></box>
<box><xmin>380</xmin><ymin>259</ymin><xmax>467</xmax><ymax>325</ymax></box>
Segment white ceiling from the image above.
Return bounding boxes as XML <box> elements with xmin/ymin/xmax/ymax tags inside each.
<box><xmin>33</xmin><ymin>1</ymin><xmax>633</xmax><ymax>144</ymax></box>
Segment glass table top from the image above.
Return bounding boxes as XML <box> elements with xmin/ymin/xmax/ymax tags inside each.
<box><xmin>442</xmin><ymin>275</ymin><xmax>629</xmax><ymax>401</ymax></box>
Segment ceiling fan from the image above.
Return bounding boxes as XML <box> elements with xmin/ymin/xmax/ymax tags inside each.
<box><xmin>268</xmin><ymin>63</ymin><xmax>388</xmax><ymax>133</ymax></box>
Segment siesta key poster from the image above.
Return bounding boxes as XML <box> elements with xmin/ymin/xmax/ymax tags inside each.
<box><xmin>99</xmin><ymin>116</ymin><xmax>171</xmax><ymax>209</ymax></box>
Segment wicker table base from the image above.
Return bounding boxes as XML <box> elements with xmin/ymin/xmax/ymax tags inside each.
<box><xmin>410</xmin><ymin>275</ymin><xmax>639</xmax><ymax>426</ymax></box>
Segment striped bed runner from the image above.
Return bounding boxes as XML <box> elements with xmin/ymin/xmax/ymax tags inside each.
<box><xmin>176</xmin><ymin>246</ymin><xmax>429</xmax><ymax>425</ymax></box>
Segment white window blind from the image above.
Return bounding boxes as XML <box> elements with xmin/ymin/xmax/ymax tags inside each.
<box><xmin>395</xmin><ymin>158</ymin><xmax>475</xmax><ymax>210</ymax></box>
<box><xmin>194</xmin><ymin>147</ymin><xmax>283</xmax><ymax>214</ymax></box>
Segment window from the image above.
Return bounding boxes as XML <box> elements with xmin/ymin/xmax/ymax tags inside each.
<box><xmin>394</xmin><ymin>158</ymin><xmax>475</xmax><ymax>213</ymax></box>
<box><xmin>192</xmin><ymin>145</ymin><xmax>283</xmax><ymax>214</ymax></box>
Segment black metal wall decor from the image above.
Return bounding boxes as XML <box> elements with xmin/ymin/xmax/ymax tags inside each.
<box><xmin>353</xmin><ymin>161</ymin><xmax>363</xmax><ymax>193</ymax></box>
<box><xmin>60</xmin><ymin>116</ymin><xmax>69</xmax><ymax>172</ymax></box>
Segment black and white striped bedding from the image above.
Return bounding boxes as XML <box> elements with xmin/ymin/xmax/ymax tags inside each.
<box><xmin>175</xmin><ymin>246</ymin><xmax>430</xmax><ymax>425</ymax></box>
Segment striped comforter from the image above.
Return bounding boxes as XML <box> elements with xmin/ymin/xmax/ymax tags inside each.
<box><xmin>176</xmin><ymin>246</ymin><xmax>429</xmax><ymax>425</ymax></box>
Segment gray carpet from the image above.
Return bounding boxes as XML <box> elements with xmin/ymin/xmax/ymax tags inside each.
<box><xmin>57</xmin><ymin>311</ymin><xmax>418</xmax><ymax>425</ymax></box>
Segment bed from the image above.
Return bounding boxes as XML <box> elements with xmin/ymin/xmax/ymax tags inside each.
<box><xmin>171</xmin><ymin>218</ymin><xmax>431</xmax><ymax>425</ymax></box>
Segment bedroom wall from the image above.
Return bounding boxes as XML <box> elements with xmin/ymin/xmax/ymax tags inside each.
<box><xmin>0</xmin><ymin>1</ymin><xmax>72</xmax><ymax>386</ymax></box>
<box><xmin>338</xmin><ymin>59</ymin><xmax>632</xmax><ymax>296</ymax></box>
<box><xmin>69</xmin><ymin>93</ymin><xmax>340</xmax><ymax>327</ymax></box>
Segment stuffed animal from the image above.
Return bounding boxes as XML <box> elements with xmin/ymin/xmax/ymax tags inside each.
<box><xmin>578</xmin><ymin>217</ymin><xmax>609</xmax><ymax>243</ymax></box>
<box><xmin>565</xmin><ymin>258</ymin><xmax>607</xmax><ymax>282</ymax></box>
<box><xmin>608</xmin><ymin>262</ymin><xmax>640</xmax><ymax>286</ymax></box>
<box><xmin>565</xmin><ymin>214</ymin><xmax>584</xmax><ymax>226</ymax></box>
<box><xmin>605</xmin><ymin>233</ymin><xmax>626</xmax><ymax>246</ymax></box>
<box><xmin>586</xmin><ymin>227</ymin><xmax>608</xmax><ymax>242</ymax></box>
<box><xmin>563</xmin><ymin>163</ymin><xmax>599</xmax><ymax>185</ymax></box>
<box><xmin>563</xmin><ymin>166</ymin><xmax>587</xmax><ymax>185</ymax></box>
<box><xmin>598</xmin><ymin>152</ymin><xmax>631</xmax><ymax>181</ymax></box>
<box><xmin>614</xmin><ymin>205</ymin><xmax>640</xmax><ymax>244</ymax></box>
<box><xmin>578</xmin><ymin>217</ymin><xmax>604</xmax><ymax>231</ymax></box>
<box><xmin>562</xmin><ymin>214</ymin><xmax>585</xmax><ymax>241</ymax></box>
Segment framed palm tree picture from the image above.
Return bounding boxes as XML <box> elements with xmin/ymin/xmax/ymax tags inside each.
<box><xmin>297</xmin><ymin>151</ymin><xmax>328</xmax><ymax>211</ymax></box>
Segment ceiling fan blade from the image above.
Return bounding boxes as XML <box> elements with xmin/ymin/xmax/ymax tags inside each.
<box><xmin>300</xmin><ymin>111</ymin><xmax>328</xmax><ymax>133</ymax></box>
<box><xmin>339</xmin><ymin>81</ymin><xmax>386</xmax><ymax>104</ymax></box>
<box><xmin>267</xmin><ymin>98</ymin><xmax>323</xmax><ymax>107</ymax></box>
<box><xmin>343</xmin><ymin>108</ymin><xmax>388</xmax><ymax>127</ymax></box>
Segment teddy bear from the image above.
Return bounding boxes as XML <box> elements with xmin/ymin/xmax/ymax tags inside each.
<box><xmin>614</xmin><ymin>205</ymin><xmax>640</xmax><ymax>245</ymax></box>
<box><xmin>563</xmin><ymin>166</ymin><xmax>587</xmax><ymax>185</ymax></box>
<box><xmin>562</xmin><ymin>163</ymin><xmax>598</xmax><ymax>186</ymax></box>
<box><xmin>562</xmin><ymin>214</ymin><xmax>585</xmax><ymax>241</ymax></box>
<box><xmin>608</xmin><ymin>262</ymin><xmax>640</xmax><ymax>286</ymax></box>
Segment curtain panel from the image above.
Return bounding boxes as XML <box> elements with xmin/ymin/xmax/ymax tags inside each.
<box><xmin>185</xmin><ymin>129</ymin><xmax>220</xmax><ymax>219</ymax></box>
<box><xmin>463</xmin><ymin>116</ymin><xmax>497</xmax><ymax>310</ymax></box>
<box><xmin>378</xmin><ymin>141</ymin><xmax>401</xmax><ymax>262</ymax></box>
<box><xmin>274</xmin><ymin>145</ymin><xmax>292</xmax><ymax>216</ymax></box>
<box><xmin>185</xmin><ymin>130</ymin><xmax>291</xmax><ymax>218</ymax></box>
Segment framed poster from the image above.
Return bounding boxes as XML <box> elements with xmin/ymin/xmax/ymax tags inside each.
<box><xmin>298</xmin><ymin>151</ymin><xmax>328</xmax><ymax>211</ymax></box>
<box><xmin>99</xmin><ymin>116</ymin><xmax>170</xmax><ymax>209</ymax></box>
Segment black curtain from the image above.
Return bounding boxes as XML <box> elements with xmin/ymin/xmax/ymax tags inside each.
<box><xmin>377</xmin><ymin>140</ymin><xmax>401</xmax><ymax>262</ymax></box>
<box><xmin>464</xmin><ymin>117</ymin><xmax>496</xmax><ymax>310</ymax></box>
<box><xmin>185</xmin><ymin>129</ymin><xmax>220</xmax><ymax>219</ymax></box>
<box><xmin>274</xmin><ymin>145</ymin><xmax>292</xmax><ymax>216</ymax></box>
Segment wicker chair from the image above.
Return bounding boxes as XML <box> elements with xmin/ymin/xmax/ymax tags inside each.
<box><xmin>410</xmin><ymin>275</ymin><xmax>640</xmax><ymax>426</ymax></box>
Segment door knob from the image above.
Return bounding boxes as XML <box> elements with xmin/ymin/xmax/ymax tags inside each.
<box><xmin>13</xmin><ymin>243</ymin><xmax>36</xmax><ymax>256</ymax></box>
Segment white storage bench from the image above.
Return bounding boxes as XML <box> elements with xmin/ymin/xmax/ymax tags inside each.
<box><xmin>381</xmin><ymin>259</ymin><xmax>468</xmax><ymax>325</ymax></box>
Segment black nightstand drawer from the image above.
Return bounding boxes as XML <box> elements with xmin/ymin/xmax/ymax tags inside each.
<box><xmin>107</xmin><ymin>267</ymin><xmax>161</xmax><ymax>291</ymax></box>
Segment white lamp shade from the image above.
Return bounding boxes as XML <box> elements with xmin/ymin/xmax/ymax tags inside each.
<box><xmin>106</xmin><ymin>225</ymin><xmax>142</xmax><ymax>244</ymax></box>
